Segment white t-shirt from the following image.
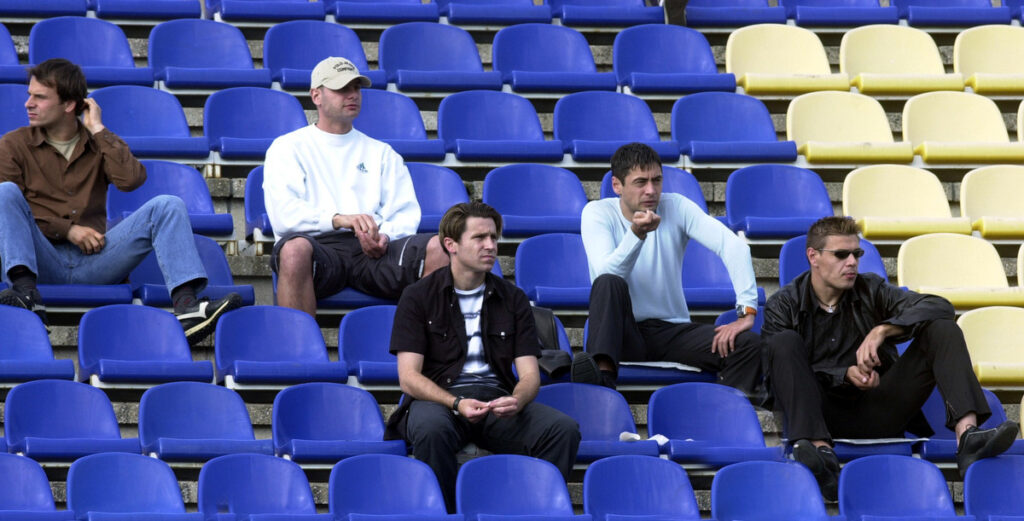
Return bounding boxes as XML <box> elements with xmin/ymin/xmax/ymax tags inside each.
<box><xmin>453</xmin><ymin>283</ymin><xmax>500</xmax><ymax>388</ymax></box>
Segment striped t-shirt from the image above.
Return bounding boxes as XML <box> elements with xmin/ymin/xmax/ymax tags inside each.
<box><xmin>451</xmin><ymin>283</ymin><xmax>501</xmax><ymax>389</ymax></box>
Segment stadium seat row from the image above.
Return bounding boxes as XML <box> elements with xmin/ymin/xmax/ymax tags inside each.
<box><xmin>687</xmin><ymin>0</ymin><xmax>1024</xmax><ymax>28</ymax></box>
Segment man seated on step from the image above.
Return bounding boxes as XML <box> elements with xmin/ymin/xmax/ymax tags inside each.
<box><xmin>0</xmin><ymin>58</ymin><xmax>240</xmax><ymax>344</ymax></box>
<box><xmin>763</xmin><ymin>216</ymin><xmax>1019</xmax><ymax>500</ymax></box>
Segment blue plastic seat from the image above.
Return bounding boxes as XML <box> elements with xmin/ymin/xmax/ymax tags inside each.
<box><xmin>77</xmin><ymin>304</ymin><xmax>213</xmax><ymax>385</ymax></box>
<box><xmin>893</xmin><ymin>0</ymin><xmax>1011</xmax><ymax>26</ymax></box>
<box><xmin>129</xmin><ymin>234</ymin><xmax>255</xmax><ymax>307</ymax></box>
<box><xmin>778</xmin><ymin>234</ymin><xmax>887</xmax><ymax>286</ymax></box>
<box><xmin>648</xmin><ymin>382</ymin><xmax>785</xmax><ymax>465</ymax></box>
<box><xmin>198</xmin><ymin>454</ymin><xmax>333</xmax><ymax>521</ymax></box>
<box><xmin>0</xmin><ymin>282</ymin><xmax>132</xmax><ymax>307</ymax></box>
<box><xmin>682</xmin><ymin>241</ymin><xmax>767</xmax><ymax>309</ymax></box>
<box><xmin>548</xmin><ymin>0</ymin><xmax>663</xmax><ymax>27</ymax></box>
<box><xmin>493</xmin><ymin>24</ymin><xmax>615</xmax><ymax>93</ymax></box>
<box><xmin>273</xmin><ymin>383</ymin><xmax>406</xmax><ymax>462</ymax></box>
<box><xmin>107</xmin><ymin>160</ymin><xmax>233</xmax><ymax>236</ymax></box>
<box><xmin>89</xmin><ymin>0</ymin><xmax>200</xmax><ymax>19</ymax></box>
<box><xmin>583</xmin><ymin>455</ymin><xmax>700</xmax><ymax>521</ymax></box>
<box><xmin>338</xmin><ymin>305</ymin><xmax>398</xmax><ymax>385</ymax></box>
<box><xmin>515</xmin><ymin>233</ymin><xmax>590</xmax><ymax>308</ymax></box>
<box><xmin>1008</xmin><ymin>0</ymin><xmax>1024</xmax><ymax>20</ymax></box>
<box><xmin>613</xmin><ymin>24</ymin><xmax>736</xmax><ymax>94</ymax></box>
<box><xmin>28</xmin><ymin>17</ymin><xmax>153</xmax><ymax>87</ymax></box>
<box><xmin>205</xmin><ymin>0</ymin><xmax>324</xmax><ymax>21</ymax></box>
<box><xmin>89</xmin><ymin>86</ymin><xmax>209</xmax><ymax>159</ymax></box>
<box><xmin>4</xmin><ymin>379</ymin><xmax>141</xmax><ymax>459</ymax></box>
<box><xmin>0</xmin><ymin>83</ymin><xmax>28</xmax><ymax>135</ymax></box>
<box><xmin>685</xmin><ymin>0</ymin><xmax>787</xmax><ymax>27</ymax></box>
<box><xmin>456</xmin><ymin>455</ymin><xmax>589</xmax><ymax>521</ymax></box>
<box><xmin>917</xmin><ymin>387</ymin><xmax>1024</xmax><ymax>462</ymax></box>
<box><xmin>672</xmin><ymin>92</ymin><xmax>798</xmax><ymax>163</ymax></box>
<box><xmin>0</xmin><ymin>453</ymin><xmax>75</xmax><ymax>520</ymax></box>
<box><xmin>244</xmin><ymin>166</ymin><xmax>273</xmax><ymax>241</ymax></box>
<box><xmin>554</xmin><ymin>91</ymin><xmax>680</xmax><ymax>162</ymax></box>
<box><xmin>329</xmin><ymin>0</ymin><xmax>439</xmax><ymax>23</ymax></box>
<box><xmin>839</xmin><ymin>455</ymin><xmax>960</xmax><ymax>521</ymax></box>
<box><xmin>536</xmin><ymin>383</ymin><xmax>659</xmax><ymax>462</ymax></box>
<box><xmin>482</xmin><ymin>164</ymin><xmax>586</xmax><ymax>236</ymax></box>
<box><xmin>139</xmin><ymin>382</ymin><xmax>272</xmax><ymax>461</ymax></box>
<box><xmin>712</xmin><ymin>461</ymin><xmax>833</xmax><ymax>521</ymax></box>
<box><xmin>330</xmin><ymin>454</ymin><xmax>461</xmax><ymax>521</ymax></box>
<box><xmin>379</xmin><ymin>22</ymin><xmax>502</xmax><ymax>92</ymax></box>
<box><xmin>0</xmin><ymin>0</ymin><xmax>86</xmax><ymax>16</ymax></box>
<box><xmin>964</xmin><ymin>455</ymin><xmax>1024</xmax><ymax>521</ymax></box>
<box><xmin>600</xmin><ymin>167</ymin><xmax>706</xmax><ymax>211</ymax></box>
<box><xmin>149</xmin><ymin>19</ymin><xmax>272</xmax><ymax>88</ymax></box>
<box><xmin>204</xmin><ymin>87</ymin><xmax>308</xmax><ymax>159</ymax></box>
<box><xmin>0</xmin><ymin>307</ymin><xmax>75</xmax><ymax>382</ymax></box>
<box><xmin>439</xmin><ymin>0</ymin><xmax>548</xmax><ymax>24</ymax></box>
<box><xmin>356</xmin><ymin>89</ymin><xmax>446</xmax><ymax>161</ymax></box>
<box><xmin>779</xmin><ymin>0</ymin><xmax>898</xmax><ymax>26</ymax></box>
<box><xmin>264</xmin><ymin>21</ymin><xmax>385</xmax><ymax>90</ymax></box>
<box><xmin>67</xmin><ymin>453</ymin><xmax>203</xmax><ymax>521</ymax></box>
<box><xmin>409</xmin><ymin>163</ymin><xmax>469</xmax><ymax>233</ymax></box>
<box><xmin>0</xmin><ymin>24</ymin><xmax>25</xmax><ymax>83</ymax></box>
<box><xmin>437</xmin><ymin>91</ymin><xmax>563</xmax><ymax>162</ymax></box>
<box><xmin>725</xmin><ymin>164</ymin><xmax>832</xmax><ymax>239</ymax></box>
<box><xmin>214</xmin><ymin>306</ymin><xmax>348</xmax><ymax>387</ymax></box>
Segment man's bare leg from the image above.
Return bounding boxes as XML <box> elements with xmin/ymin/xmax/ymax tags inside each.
<box><xmin>420</xmin><ymin>235</ymin><xmax>450</xmax><ymax>279</ymax></box>
<box><xmin>276</xmin><ymin>237</ymin><xmax>317</xmax><ymax>317</ymax></box>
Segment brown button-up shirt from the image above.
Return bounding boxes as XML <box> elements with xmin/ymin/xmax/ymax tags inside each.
<box><xmin>0</xmin><ymin>124</ymin><xmax>146</xmax><ymax>241</ymax></box>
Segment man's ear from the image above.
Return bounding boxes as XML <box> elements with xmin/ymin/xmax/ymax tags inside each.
<box><xmin>806</xmin><ymin>247</ymin><xmax>819</xmax><ymax>268</ymax></box>
<box><xmin>611</xmin><ymin>175</ymin><xmax>623</xmax><ymax>196</ymax></box>
<box><xmin>442</xmin><ymin>236</ymin><xmax>456</xmax><ymax>256</ymax></box>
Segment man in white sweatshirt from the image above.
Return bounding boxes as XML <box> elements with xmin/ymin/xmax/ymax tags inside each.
<box><xmin>264</xmin><ymin>57</ymin><xmax>448</xmax><ymax>316</ymax></box>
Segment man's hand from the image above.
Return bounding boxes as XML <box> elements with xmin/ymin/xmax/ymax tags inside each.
<box><xmin>488</xmin><ymin>396</ymin><xmax>520</xmax><ymax>418</ymax></box>
<box><xmin>711</xmin><ymin>313</ymin><xmax>755</xmax><ymax>357</ymax></box>
<box><xmin>81</xmin><ymin>98</ymin><xmax>105</xmax><ymax>135</ymax></box>
<box><xmin>333</xmin><ymin>213</ymin><xmax>379</xmax><ymax>236</ymax></box>
<box><xmin>357</xmin><ymin>230</ymin><xmax>388</xmax><ymax>259</ymax></box>
<box><xmin>67</xmin><ymin>224</ymin><xmax>105</xmax><ymax>254</ymax></box>
<box><xmin>846</xmin><ymin>365</ymin><xmax>879</xmax><ymax>390</ymax></box>
<box><xmin>457</xmin><ymin>398</ymin><xmax>491</xmax><ymax>423</ymax></box>
<box><xmin>855</xmin><ymin>326</ymin><xmax>888</xmax><ymax>374</ymax></box>
<box><xmin>630</xmin><ymin>209</ymin><xmax>661</xmax><ymax>240</ymax></box>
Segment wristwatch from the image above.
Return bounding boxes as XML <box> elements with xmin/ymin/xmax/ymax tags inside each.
<box><xmin>736</xmin><ymin>305</ymin><xmax>757</xmax><ymax>319</ymax></box>
<box><xmin>452</xmin><ymin>396</ymin><xmax>464</xmax><ymax>414</ymax></box>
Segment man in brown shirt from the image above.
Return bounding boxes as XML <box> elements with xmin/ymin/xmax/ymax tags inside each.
<box><xmin>0</xmin><ymin>58</ymin><xmax>239</xmax><ymax>344</ymax></box>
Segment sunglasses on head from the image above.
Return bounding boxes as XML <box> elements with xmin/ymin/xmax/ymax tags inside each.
<box><xmin>818</xmin><ymin>248</ymin><xmax>865</xmax><ymax>260</ymax></box>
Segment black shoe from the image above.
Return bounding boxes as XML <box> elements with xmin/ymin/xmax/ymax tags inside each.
<box><xmin>0</xmin><ymin>287</ymin><xmax>48</xmax><ymax>327</ymax></box>
<box><xmin>570</xmin><ymin>352</ymin><xmax>617</xmax><ymax>389</ymax></box>
<box><xmin>957</xmin><ymin>421</ymin><xmax>1020</xmax><ymax>477</ymax></box>
<box><xmin>792</xmin><ymin>439</ymin><xmax>839</xmax><ymax>501</ymax></box>
<box><xmin>176</xmin><ymin>293</ymin><xmax>242</xmax><ymax>345</ymax></box>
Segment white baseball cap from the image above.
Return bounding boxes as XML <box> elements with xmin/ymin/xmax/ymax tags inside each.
<box><xmin>310</xmin><ymin>56</ymin><xmax>371</xmax><ymax>90</ymax></box>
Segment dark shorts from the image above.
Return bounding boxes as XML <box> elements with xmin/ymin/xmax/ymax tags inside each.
<box><xmin>270</xmin><ymin>231</ymin><xmax>434</xmax><ymax>300</ymax></box>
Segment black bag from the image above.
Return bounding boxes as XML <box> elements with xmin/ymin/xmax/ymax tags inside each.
<box><xmin>532</xmin><ymin>305</ymin><xmax>572</xmax><ymax>379</ymax></box>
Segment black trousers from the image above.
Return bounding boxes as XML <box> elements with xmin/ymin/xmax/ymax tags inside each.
<box><xmin>405</xmin><ymin>400</ymin><xmax>581</xmax><ymax>513</ymax></box>
<box><xmin>767</xmin><ymin>318</ymin><xmax>991</xmax><ymax>442</ymax></box>
<box><xmin>586</xmin><ymin>274</ymin><xmax>764</xmax><ymax>394</ymax></box>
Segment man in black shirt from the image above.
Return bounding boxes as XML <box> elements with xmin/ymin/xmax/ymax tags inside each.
<box><xmin>386</xmin><ymin>202</ymin><xmax>580</xmax><ymax>513</ymax></box>
<box><xmin>763</xmin><ymin>216</ymin><xmax>1018</xmax><ymax>500</ymax></box>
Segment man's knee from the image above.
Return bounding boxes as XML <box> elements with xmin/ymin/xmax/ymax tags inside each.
<box><xmin>407</xmin><ymin>405</ymin><xmax>460</xmax><ymax>450</ymax></box>
<box><xmin>143</xmin><ymin>194</ymin><xmax>188</xmax><ymax>217</ymax></box>
<box><xmin>918</xmin><ymin>318</ymin><xmax>961</xmax><ymax>341</ymax></box>
<box><xmin>276</xmin><ymin>237</ymin><xmax>313</xmax><ymax>276</ymax></box>
<box><xmin>592</xmin><ymin>273</ymin><xmax>627</xmax><ymax>294</ymax></box>
<box><xmin>0</xmin><ymin>181</ymin><xmax>26</xmax><ymax>208</ymax></box>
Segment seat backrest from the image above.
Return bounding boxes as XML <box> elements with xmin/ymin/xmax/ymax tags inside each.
<box><xmin>960</xmin><ymin>165</ymin><xmax>1024</xmax><ymax>220</ymax></box>
<box><xmin>839</xmin><ymin>455</ymin><xmax>955</xmax><ymax>520</ymax></box>
<box><xmin>493</xmin><ymin>24</ymin><xmax>597</xmax><ymax>81</ymax></box>
<box><xmin>779</xmin><ymin>0</ymin><xmax>882</xmax><ymax>17</ymax></box>
<box><xmin>482</xmin><ymin>164</ymin><xmax>587</xmax><ymax>218</ymax></box>
<box><xmin>78</xmin><ymin>304</ymin><xmax>193</xmax><ymax>372</ymax></box>
<box><xmin>647</xmin><ymin>382</ymin><xmax>767</xmax><ymax>447</ymax></box>
<box><xmin>892</xmin><ymin>0</ymin><xmax>993</xmax><ymax>17</ymax></box>
<box><xmin>0</xmin><ymin>306</ymin><xmax>57</xmax><ymax>361</ymax></box>
<box><xmin>139</xmin><ymin>382</ymin><xmax>256</xmax><ymax>446</ymax></box>
<box><xmin>584</xmin><ymin>455</ymin><xmax>700</xmax><ymax>521</ymax></box>
<box><xmin>456</xmin><ymin>454</ymin><xmax>575</xmax><ymax>518</ymax></box>
<box><xmin>787</xmin><ymin>91</ymin><xmax>895</xmax><ymax>145</ymax></box>
<box><xmin>379</xmin><ymin>22</ymin><xmax>484</xmax><ymax>80</ymax></box>
<box><xmin>954</xmin><ymin>25</ymin><xmax>1024</xmax><ymax>76</ymax></box>
<box><xmin>0</xmin><ymin>83</ymin><xmax>28</xmax><ymax>134</ymax></box>
<box><xmin>214</xmin><ymin>306</ymin><xmax>330</xmax><ymax>367</ymax></box>
<box><xmin>535</xmin><ymin>383</ymin><xmax>637</xmax><ymax>441</ymax></box>
<box><xmin>107</xmin><ymin>160</ymin><xmax>215</xmax><ymax>221</ymax></box>
<box><xmin>725</xmin><ymin>23</ymin><xmax>831</xmax><ymax>76</ymax></box>
<box><xmin>90</xmin><ymin>86</ymin><xmax>192</xmax><ymax>139</ymax></box>
<box><xmin>438</xmin><ymin>90</ymin><xmax>547</xmax><ymax>143</ymax></box>
<box><xmin>672</xmin><ymin>92</ymin><xmax>778</xmax><ymax>147</ymax></box>
<box><xmin>778</xmin><ymin>234</ymin><xmax>887</xmax><ymax>286</ymax></box>
<box><xmin>554</xmin><ymin>91</ymin><xmax>660</xmax><ymax>143</ymax></box>
<box><xmin>203</xmin><ymin>87</ymin><xmax>308</xmax><ymax>142</ymax></box>
<box><xmin>273</xmin><ymin>383</ymin><xmax>386</xmax><ymax>445</ymax></box>
<box><xmin>840</xmin><ymin>24</ymin><xmax>946</xmax><ymax>76</ymax></box>
<box><xmin>725</xmin><ymin>164</ymin><xmax>832</xmax><ymax>229</ymax></box>
<box><xmin>198</xmin><ymin>454</ymin><xmax>319</xmax><ymax>517</ymax></box>
<box><xmin>964</xmin><ymin>455</ymin><xmax>1024</xmax><ymax>520</ymax></box>
<box><xmin>149</xmin><ymin>19</ymin><xmax>254</xmax><ymax>70</ymax></box>
<box><xmin>67</xmin><ymin>452</ymin><xmax>188</xmax><ymax>516</ymax></box>
<box><xmin>5</xmin><ymin>379</ymin><xmax>123</xmax><ymax>442</ymax></box>
<box><xmin>613</xmin><ymin>24</ymin><xmax>717</xmax><ymax>84</ymax></box>
<box><xmin>599</xmin><ymin>166</ymin><xmax>707</xmax><ymax>212</ymax></box>
<box><xmin>957</xmin><ymin>306</ymin><xmax>1024</xmax><ymax>367</ymax></box>
<box><xmin>897</xmin><ymin>233</ymin><xmax>1008</xmax><ymax>288</ymax></box>
<box><xmin>903</xmin><ymin>91</ymin><xmax>1010</xmax><ymax>145</ymax></box>
<box><xmin>0</xmin><ymin>453</ymin><xmax>60</xmax><ymax>512</ymax></box>
<box><xmin>244</xmin><ymin>165</ymin><xmax>267</xmax><ymax>228</ymax></box>
<box><xmin>356</xmin><ymin>89</ymin><xmax>429</xmax><ymax>140</ymax></box>
<box><xmin>29</xmin><ymin>16</ymin><xmax>135</xmax><ymax>67</ymax></box>
<box><xmin>408</xmin><ymin>163</ymin><xmax>469</xmax><ymax>218</ymax></box>
<box><xmin>129</xmin><ymin>234</ymin><xmax>234</xmax><ymax>289</ymax></box>
<box><xmin>550</xmin><ymin>0</ymin><xmax>646</xmax><ymax>6</ymax></box>
<box><xmin>681</xmin><ymin>240</ymin><xmax>737</xmax><ymax>291</ymax></box>
<box><xmin>712</xmin><ymin>461</ymin><xmax>828</xmax><ymax>521</ymax></box>
<box><xmin>0</xmin><ymin>23</ymin><xmax>18</xmax><ymax>66</ymax></box>
<box><xmin>338</xmin><ymin>305</ymin><xmax>397</xmax><ymax>368</ymax></box>
<box><xmin>515</xmin><ymin>233</ymin><xmax>591</xmax><ymax>293</ymax></box>
<box><xmin>330</xmin><ymin>454</ymin><xmax>449</xmax><ymax>518</ymax></box>
<box><xmin>263</xmin><ymin>20</ymin><xmax>371</xmax><ymax>77</ymax></box>
<box><xmin>843</xmin><ymin>164</ymin><xmax>952</xmax><ymax>219</ymax></box>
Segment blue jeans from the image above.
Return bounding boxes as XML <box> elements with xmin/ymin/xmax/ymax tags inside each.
<box><xmin>0</xmin><ymin>181</ymin><xmax>206</xmax><ymax>293</ymax></box>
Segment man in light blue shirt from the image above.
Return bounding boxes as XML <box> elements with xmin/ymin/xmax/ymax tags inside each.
<box><xmin>575</xmin><ymin>143</ymin><xmax>763</xmax><ymax>394</ymax></box>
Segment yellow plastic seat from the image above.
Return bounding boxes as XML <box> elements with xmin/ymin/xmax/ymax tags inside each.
<box><xmin>902</xmin><ymin>92</ymin><xmax>1024</xmax><ymax>163</ymax></box>
<box><xmin>960</xmin><ymin>165</ymin><xmax>1024</xmax><ymax>239</ymax></box>
<box><xmin>897</xmin><ymin>233</ymin><xmax>1024</xmax><ymax>309</ymax></box>
<box><xmin>841</xmin><ymin>25</ymin><xmax>964</xmax><ymax>95</ymax></box>
<box><xmin>954</xmin><ymin>25</ymin><xmax>1024</xmax><ymax>95</ymax></box>
<box><xmin>843</xmin><ymin>165</ymin><xmax>971</xmax><ymax>239</ymax></box>
<box><xmin>956</xmin><ymin>307</ymin><xmax>1024</xmax><ymax>386</ymax></box>
<box><xmin>725</xmin><ymin>24</ymin><xmax>849</xmax><ymax>95</ymax></box>
<box><xmin>787</xmin><ymin>92</ymin><xmax>913</xmax><ymax>163</ymax></box>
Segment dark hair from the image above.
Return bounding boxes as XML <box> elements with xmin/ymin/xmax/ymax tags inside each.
<box><xmin>28</xmin><ymin>59</ymin><xmax>87</xmax><ymax>116</ymax></box>
<box><xmin>610</xmin><ymin>142</ymin><xmax>662</xmax><ymax>183</ymax></box>
<box><xmin>438</xmin><ymin>202</ymin><xmax>502</xmax><ymax>255</ymax></box>
<box><xmin>806</xmin><ymin>216</ymin><xmax>861</xmax><ymax>251</ymax></box>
